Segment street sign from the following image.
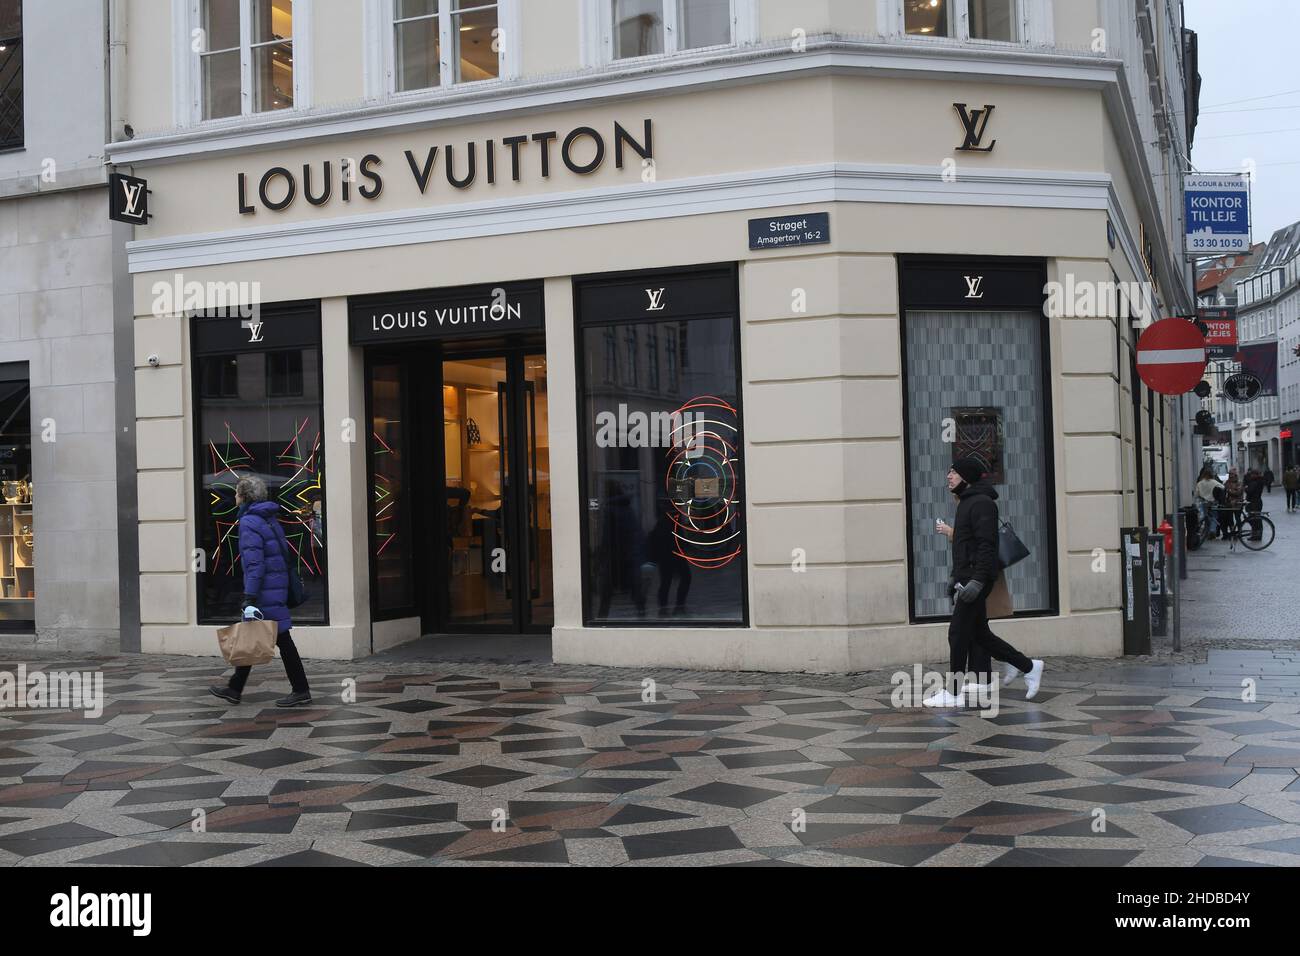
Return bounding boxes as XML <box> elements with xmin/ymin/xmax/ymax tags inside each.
<box><xmin>748</xmin><ymin>213</ymin><xmax>830</xmax><ymax>250</ymax></box>
<box><xmin>1184</xmin><ymin>174</ymin><xmax>1250</xmax><ymax>254</ymax></box>
<box><xmin>1224</xmin><ymin>371</ymin><xmax>1262</xmax><ymax>404</ymax></box>
<box><xmin>1197</xmin><ymin>307</ymin><xmax>1237</xmax><ymax>359</ymax></box>
<box><xmin>1136</xmin><ymin>318</ymin><xmax>1208</xmax><ymax>394</ymax></box>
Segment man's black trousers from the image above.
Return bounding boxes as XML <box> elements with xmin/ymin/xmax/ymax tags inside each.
<box><xmin>949</xmin><ymin>591</ymin><xmax>1033</xmax><ymax>685</ymax></box>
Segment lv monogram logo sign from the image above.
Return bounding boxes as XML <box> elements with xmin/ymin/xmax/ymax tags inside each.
<box><xmin>645</xmin><ymin>288</ymin><xmax>666</xmax><ymax>311</ymax></box>
<box><xmin>964</xmin><ymin>275</ymin><xmax>985</xmax><ymax>299</ymax></box>
<box><xmin>108</xmin><ymin>172</ymin><xmax>151</xmax><ymax>224</ymax></box>
<box><xmin>953</xmin><ymin>103</ymin><xmax>997</xmax><ymax>152</ymax></box>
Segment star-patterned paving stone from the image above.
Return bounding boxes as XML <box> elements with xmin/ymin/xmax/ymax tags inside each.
<box><xmin>3</xmin><ymin>648</ymin><xmax>1300</xmax><ymax>866</ymax></box>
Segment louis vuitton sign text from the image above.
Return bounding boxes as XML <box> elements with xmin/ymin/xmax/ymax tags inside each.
<box><xmin>237</xmin><ymin>119</ymin><xmax>654</xmax><ymax>215</ymax></box>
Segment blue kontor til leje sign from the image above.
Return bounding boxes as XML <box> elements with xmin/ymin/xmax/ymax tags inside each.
<box><xmin>1184</xmin><ymin>173</ymin><xmax>1250</xmax><ymax>254</ymax></box>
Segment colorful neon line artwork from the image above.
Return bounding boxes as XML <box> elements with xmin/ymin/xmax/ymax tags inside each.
<box><xmin>205</xmin><ymin>419</ymin><xmax>325</xmax><ymax>579</ymax></box>
<box><xmin>372</xmin><ymin>430</ymin><xmax>400</xmax><ymax>557</ymax></box>
<box><xmin>663</xmin><ymin>395</ymin><xmax>743</xmax><ymax>570</ymax></box>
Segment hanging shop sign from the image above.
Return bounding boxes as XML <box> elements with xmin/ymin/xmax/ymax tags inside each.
<box><xmin>348</xmin><ymin>282</ymin><xmax>543</xmax><ymax>345</ymax></box>
<box><xmin>1223</xmin><ymin>372</ymin><xmax>1263</xmax><ymax>404</ymax></box>
<box><xmin>108</xmin><ymin>172</ymin><xmax>151</xmax><ymax>224</ymax></box>
<box><xmin>748</xmin><ymin>212</ymin><xmax>830</xmax><ymax>250</ymax></box>
<box><xmin>1197</xmin><ymin>307</ymin><xmax>1237</xmax><ymax>359</ymax></box>
<box><xmin>1135</xmin><ymin>318</ymin><xmax>1207</xmax><ymax>395</ymax></box>
<box><xmin>1236</xmin><ymin>342</ymin><xmax>1278</xmax><ymax>397</ymax></box>
<box><xmin>237</xmin><ymin>120</ymin><xmax>653</xmax><ymax>215</ymax></box>
<box><xmin>1184</xmin><ymin>174</ymin><xmax>1251</xmax><ymax>254</ymax></box>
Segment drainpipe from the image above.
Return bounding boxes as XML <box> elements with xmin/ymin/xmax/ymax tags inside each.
<box><xmin>108</xmin><ymin>0</ymin><xmax>128</xmax><ymax>143</ymax></box>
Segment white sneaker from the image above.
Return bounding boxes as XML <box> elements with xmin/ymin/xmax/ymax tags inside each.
<box><xmin>922</xmin><ymin>688</ymin><xmax>965</xmax><ymax>708</ymax></box>
<box><xmin>1000</xmin><ymin>665</ymin><xmax>1023</xmax><ymax>687</ymax></box>
<box><xmin>1024</xmin><ymin>660</ymin><xmax>1044</xmax><ymax>700</ymax></box>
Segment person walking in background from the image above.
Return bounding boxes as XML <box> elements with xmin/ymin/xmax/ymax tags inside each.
<box><xmin>1283</xmin><ymin>465</ymin><xmax>1299</xmax><ymax>513</ymax></box>
<box><xmin>209</xmin><ymin>475</ymin><xmax>312</xmax><ymax>707</ymax></box>
<box><xmin>1193</xmin><ymin>465</ymin><xmax>1223</xmax><ymax>540</ymax></box>
<box><xmin>1264</xmin><ymin>467</ymin><xmax>1275</xmax><ymax>494</ymax></box>
<box><xmin>925</xmin><ymin>455</ymin><xmax>1042</xmax><ymax>707</ymax></box>
<box><xmin>1244</xmin><ymin>468</ymin><xmax>1266</xmax><ymax>541</ymax></box>
<box><xmin>1223</xmin><ymin>468</ymin><xmax>1244</xmax><ymax>538</ymax></box>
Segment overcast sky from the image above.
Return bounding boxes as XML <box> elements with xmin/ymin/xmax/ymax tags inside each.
<box><xmin>1185</xmin><ymin>0</ymin><xmax>1300</xmax><ymax>244</ymax></box>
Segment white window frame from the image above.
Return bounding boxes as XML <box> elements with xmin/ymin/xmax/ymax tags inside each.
<box><xmin>878</xmin><ymin>0</ymin><xmax>1052</xmax><ymax>46</ymax></box>
<box><xmin>177</xmin><ymin>0</ymin><xmax>313</xmax><ymax>126</ymax></box>
<box><xmin>367</xmin><ymin>0</ymin><xmax>519</xmax><ymax>99</ymax></box>
<box><xmin>584</xmin><ymin>0</ymin><xmax>758</xmax><ymax>68</ymax></box>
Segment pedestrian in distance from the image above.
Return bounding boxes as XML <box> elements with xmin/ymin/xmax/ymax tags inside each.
<box><xmin>1264</xmin><ymin>466</ymin><xmax>1275</xmax><ymax>494</ymax></box>
<box><xmin>1223</xmin><ymin>468</ymin><xmax>1244</xmax><ymax>538</ymax></box>
<box><xmin>1193</xmin><ymin>465</ymin><xmax>1223</xmax><ymax>540</ymax></box>
<box><xmin>209</xmin><ymin>475</ymin><xmax>313</xmax><ymax>707</ymax></box>
<box><xmin>1243</xmin><ymin>468</ymin><xmax>1266</xmax><ymax>542</ymax></box>
<box><xmin>924</xmin><ymin>455</ymin><xmax>1042</xmax><ymax>708</ymax></box>
<box><xmin>1283</xmin><ymin>465</ymin><xmax>1300</xmax><ymax>513</ymax></box>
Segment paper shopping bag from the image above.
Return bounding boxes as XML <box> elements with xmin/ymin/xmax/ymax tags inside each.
<box><xmin>217</xmin><ymin>618</ymin><xmax>278</xmax><ymax>666</ymax></box>
<box><xmin>986</xmin><ymin>571</ymin><xmax>1014</xmax><ymax>620</ymax></box>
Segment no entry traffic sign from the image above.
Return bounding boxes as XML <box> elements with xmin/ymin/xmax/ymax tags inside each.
<box><xmin>1136</xmin><ymin>319</ymin><xmax>1207</xmax><ymax>395</ymax></box>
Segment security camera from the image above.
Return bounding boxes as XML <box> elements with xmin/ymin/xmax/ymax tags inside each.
<box><xmin>147</xmin><ymin>354</ymin><xmax>160</xmax><ymax>367</ymax></box>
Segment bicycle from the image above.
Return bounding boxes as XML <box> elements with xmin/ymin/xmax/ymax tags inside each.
<box><xmin>1216</xmin><ymin>506</ymin><xmax>1275</xmax><ymax>552</ymax></box>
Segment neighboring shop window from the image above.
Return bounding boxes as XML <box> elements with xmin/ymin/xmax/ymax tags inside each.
<box><xmin>903</xmin><ymin>0</ymin><xmax>1018</xmax><ymax>41</ymax></box>
<box><xmin>610</xmin><ymin>0</ymin><xmax>733</xmax><ymax>59</ymax></box>
<box><xmin>0</xmin><ymin>364</ymin><xmax>33</xmax><ymax>629</ymax></box>
<box><xmin>575</xmin><ymin>266</ymin><xmax>746</xmax><ymax>626</ymax></box>
<box><xmin>393</xmin><ymin>0</ymin><xmax>501</xmax><ymax>92</ymax></box>
<box><xmin>368</xmin><ymin>362</ymin><xmax>413</xmax><ymax>615</ymax></box>
<box><xmin>193</xmin><ymin>307</ymin><xmax>327</xmax><ymax>625</ymax></box>
<box><xmin>199</xmin><ymin>0</ymin><xmax>297</xmax><ymax>120</ymax></box>
<box><xmin>0</xmin><ymin>0</ymin><xmax>22</xmax><ymax>149</ymax></box>
<box><xmin>900</xmin><ymin>260</ymin><xmax>1055</xmax><ymax>621</ymax></box>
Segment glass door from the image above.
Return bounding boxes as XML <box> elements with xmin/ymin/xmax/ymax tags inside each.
<box><xmin>441</xmin><ymin>355</ymin><xmax>513</xmax><ymax>629</ymax></box>
<box><xmin>366</xmin><ymin>346</ymin><xmax>553</xmax><ymax>634</ymax></box>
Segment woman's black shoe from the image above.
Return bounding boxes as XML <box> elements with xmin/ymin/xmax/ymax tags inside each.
<box><xmin>208</xmin><ymin>685</ymin><xmax>241</xmax><ymax>704</ymax></box>
<box><xmin>275</xmin><ymin>690</ymin><xmax>312</xmax><ymax>708</ymax></box>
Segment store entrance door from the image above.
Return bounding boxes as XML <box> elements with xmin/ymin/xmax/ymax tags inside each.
<box><xmin>439</xmin><ymin>348</ymin><xmax>552</xmax><ymax>633</ymax></box>
<box><xmin>365</xmin><ymin>342</ymin><xmax>552</xmax><ymax>637</ymax></box>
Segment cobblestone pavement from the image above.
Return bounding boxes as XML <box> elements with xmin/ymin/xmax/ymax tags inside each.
<box><xmin>2</xmin><ymin>646</ymin><xmax>1299</xmax><ymax>867</ymax></box>
<box><xmin>1</xmin><ymin>491</ymin><xmax>1297</xmax><ymax>867</ymax></box>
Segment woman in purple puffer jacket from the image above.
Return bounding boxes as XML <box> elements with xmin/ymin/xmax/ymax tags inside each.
<box><xmin>209</xmin><ymin>475</ymin><xmax>312</xmax><ymax>708</ymax></box>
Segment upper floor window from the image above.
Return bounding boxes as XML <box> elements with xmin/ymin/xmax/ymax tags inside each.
<box><xmin>611</xmin><ymin>0</ymin><xmax>731</xmax><ymax>59</ymax></box>
<box><xmin>0</xmin><ymin>0</ymin><xmax>21</xmax><ymax>150</ymax></box>
<box><xmin>199</xmin><ymin>0</ymin><xmax>300</xmax><ymax>120</ymax></box>
<box><xmin>902</xmin><ymin>0</ymin><xmax>1020</xmax><ymax>42</ymax></box>
<box><xmin>392</xmin><ymin>0</ymin><xmax>501</xmax><ymax>93</ymax></box>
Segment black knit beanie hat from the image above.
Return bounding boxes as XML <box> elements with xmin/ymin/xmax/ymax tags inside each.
<box><xmin>951</xmin><ymin>455</ymin><xmax>989</xmax><ymax>485</ymax></box>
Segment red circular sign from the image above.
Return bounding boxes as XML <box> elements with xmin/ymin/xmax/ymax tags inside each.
<box><xmin>1136</xmin><ymin>319</ymin><xmax>1207</xmax><ymax>395</ymax></box>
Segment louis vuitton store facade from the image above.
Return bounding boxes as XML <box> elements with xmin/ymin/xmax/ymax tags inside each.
<box><xmin>114</xmin><ymin>37</ymin><xmax>1191</xmax><ymax>673</ymax></box>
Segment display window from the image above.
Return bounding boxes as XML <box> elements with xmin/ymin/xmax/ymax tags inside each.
<box><xmin>574</xmin><ymin>265</ymin><xmax>747</xmax><ymax>626</ymax></box>
<box><xmin>192</xmin><ymin>305</ymin><xmax>328</xmax><ymax>625</ymax></box>
<box><xmin>0</xmin><ymin>363</ymin><xmax>33</xmax><ymax>629</ymax></box>
<box><xmin>899</xmin><ymin>258</ymin><xmax>1058</xmax><ymax>621</ymax></box>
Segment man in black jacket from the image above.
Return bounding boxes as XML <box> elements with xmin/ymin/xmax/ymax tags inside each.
<box><xmin>924</xmin><ymin>455</ymin><xmax>1043</xmax><ymax>707</ymax></box>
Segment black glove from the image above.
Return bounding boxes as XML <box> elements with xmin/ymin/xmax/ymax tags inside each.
<box><xmin>955</xmin><ymin>580</ymin><xmax>984</xmax><ymax>604</ymax></box>
<box><xmin>240</xmin><ymin>593</ymin><xmax>256</xmax><ymax>610</ymax></box>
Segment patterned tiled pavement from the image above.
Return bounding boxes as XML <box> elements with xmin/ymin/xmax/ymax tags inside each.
<box><xmin>3</xmin><ymin>648</ymin><xmax>1300</xmax><ymax>867</ymax></box>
